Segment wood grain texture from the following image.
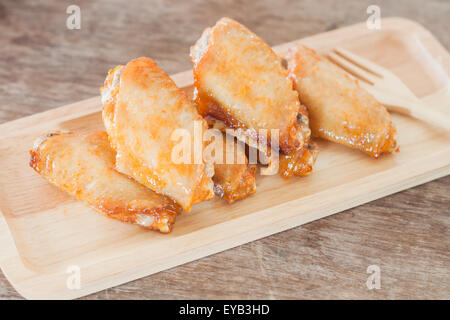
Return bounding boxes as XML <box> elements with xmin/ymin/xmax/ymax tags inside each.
<box><xmin>0</xmin><ymin>0</ymin><xmax>449</xmax><ymax>299</ymax></box>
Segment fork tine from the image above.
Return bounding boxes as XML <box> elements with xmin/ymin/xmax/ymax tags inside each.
<box><xmin>327</xmin><ymin>51</ymin><xmax>379</xmax><ymax>84</ymax></box>
<box><xmin>358</xmin><ymin>80</ymin><xmax>382</xmax><ymax>97</ymax></box>
<box><xmin>334</xmin><ymin>47</ymin><xmax>385</xmax><ymax>77</ymax></box>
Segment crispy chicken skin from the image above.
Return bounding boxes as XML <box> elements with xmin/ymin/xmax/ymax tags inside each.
<box><xmin>211</xmin><ymin>132</ymin><xmax>256</xmax><ymax>203</ymax></box>
<box><xmin>29</xmin><ymin>131</ymin><xmax>180</xmax><ymax>233</ymax></box>
<box><xmin>286</xmin><ymin>45</ymin><xmax>398</xmax><ymax>158</ymax></box>
<box><xmin>190</xmin><ymin>17</ymin><xmax>311</xmax><ymax>155</ymax></box>
<box><xmin>278</xmin><ymin>142</ymin><xmax>319</xmax><ymax>179</ymax></box>
<box><xmin>101</xmin><ymin>57</ymin><xmax>214</xmax><ymax>212</ymax></box>
<box><xmin>207</xmin><ymin>116</ymin><xmax>317</xmax><ymax>179</ymax></box>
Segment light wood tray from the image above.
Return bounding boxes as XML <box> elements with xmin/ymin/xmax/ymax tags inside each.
<box><xmin>0</xmin><ymin>18</ymin><xmax>449</xmax><ymax>299</ymax></box>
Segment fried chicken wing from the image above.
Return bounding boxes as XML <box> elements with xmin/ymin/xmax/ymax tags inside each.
<box><xmin>278</xmin><ymin>142</ymin><xmax>319</xmax><ymax>179</ymax></box>
<box><xmin>207</xmin><ymin>115</ymin><xmax>318</xmax><ymax>179</ymax></box>
<box><xmin>286</xmin><ymin>45</ymin><xmax>398</xmax><ymax>158</ymax></box>
<box><xmin>29</xmin><ymin>131</ymin><xmax>180</xmax><ymax>233</ymax></box>
<box><xmin>190</xmin><ymin>17</ymin><xmax>311</xmax><ymax>155</ymax></box>
<box><xmin>101</xmin><ymin>57</ymin><xmax>214</xmax><ymax>212</ymax></box>
<box><xmin>208</xmin><ymin>131</ymin><xmax>256</xmax><ymax>203</ymax></box>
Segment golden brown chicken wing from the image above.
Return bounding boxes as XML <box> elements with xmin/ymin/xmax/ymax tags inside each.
<box><xmin>101</xmin><ymin>57</ymin><xmax>214</xmax><ymax>212</ymax></box>
<box><xmin>286</xmin><ymin>45</ymin><xmax>398</xmax><ymax>158</ymax></box>
<box><xmin>206</xmin><ymin>115</ymin><xmax>318</xmax><ymax>179</ymax></box>
<box><xmin>29</xmin><ymin>131</ymin><xmax>180</xmax><ymax>233</ymax></box>
<box><xmin>278</xmin><ymin>142</ymin><xmax>319</xmax><ymax>179</ymax></box>
<box><xmin>207</xmin><ymin>131</ymin><xmax>256</xmax><ymax>203</ymax></box>
<box><xmin>190</xmin><ymin>17</ymin><xmax>311</xmax><ymax>155</ymax></box>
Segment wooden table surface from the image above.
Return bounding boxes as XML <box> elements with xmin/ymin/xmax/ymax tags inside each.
<box><xmin>0</xmin><ymin>0</ymin><xmax>449</xmax><ymax>299</ymax></box>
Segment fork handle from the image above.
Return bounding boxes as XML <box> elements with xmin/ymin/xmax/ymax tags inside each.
<box><xmin>390</xmin><ymin>99</ymin><xmax>450</xmax><ymax>132</ymax></box>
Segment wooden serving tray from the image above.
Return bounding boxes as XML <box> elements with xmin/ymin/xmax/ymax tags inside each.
<box><xmin>0</xmin><ymin>18</ymin><xmax>449</xmax><ymax>299</ymax></box>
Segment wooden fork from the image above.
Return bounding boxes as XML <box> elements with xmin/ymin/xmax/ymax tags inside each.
<box><xmin>327</xmin><ymin>47</ymin><xmax>450</xmax><ymax>131</ymax></box>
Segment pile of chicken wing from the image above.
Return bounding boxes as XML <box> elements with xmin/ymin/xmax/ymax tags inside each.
<box><xmin>30</xmin><ymin>18</ymin><xmax>398</xmax><ymax>233</ymax></box>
